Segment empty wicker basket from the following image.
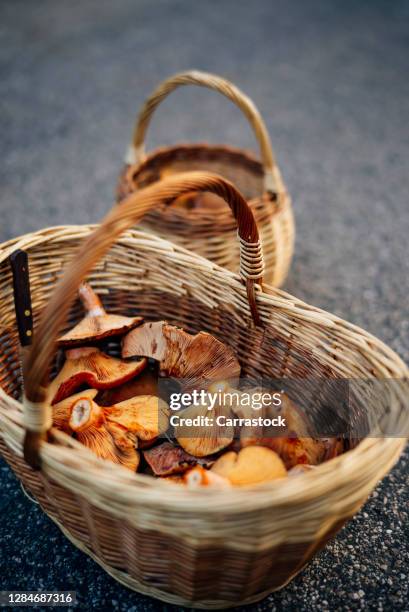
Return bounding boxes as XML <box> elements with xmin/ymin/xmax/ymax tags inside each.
<box><xmin>117</xmin><ymin>70</ymin><xmax>294</xmax><ymax>287</ymax></box>
<box><xmin>0</xmin><ymin>173</ymin><xmax>407</xmax><ymax>609</ymax></box>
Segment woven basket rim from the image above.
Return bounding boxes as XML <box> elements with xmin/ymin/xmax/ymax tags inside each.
<box><xmin>132</xmin><ymin>142</ymin><xmax>265</xmax><ymax>175</ymax></box>
<box><xmin>1</xmin><ymin>393</ymin><xmax>406</xmax><ymax>513</ymax></box>
<box><xmin>119</xmin><ymin>143</ymin><xmax>288</xmax><ymax>228</ymax></box>
<box><xmin>0</xmin><ymin>225</ymin><xmax>407</xmax><ymax>512</ymax></box>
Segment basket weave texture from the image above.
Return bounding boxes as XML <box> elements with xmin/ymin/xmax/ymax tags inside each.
<box><xmin>0</xmin><ymin>173</ymin><xmax>407</xmax><ymax>609</ymax></box>
<box><xmin>117</xmin><ymin>70</ymin><xmax>294</xmax><ymax>287</ymax></box>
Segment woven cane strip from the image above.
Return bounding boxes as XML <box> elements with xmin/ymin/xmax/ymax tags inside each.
<box><xmin>238</xmin><ymin>235</ymin><xmax>264</xmax><ymax>281</ymax></box>
<box><xmin>23</xmin><ymin>397</ymin><xmax>52</xmax><ymax>433</ymax></box>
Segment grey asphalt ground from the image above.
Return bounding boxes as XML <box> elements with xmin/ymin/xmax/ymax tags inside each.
<box><xmin>0</xmin><ymin>1</ymin><xmax>408</xmax><ymax>610</ymax></box>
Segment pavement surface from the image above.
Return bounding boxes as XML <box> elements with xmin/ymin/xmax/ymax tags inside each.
<box><xmin>0</xmin><ymin>1</ymin><xmax>408</xmax><ymax>610</ymax></box>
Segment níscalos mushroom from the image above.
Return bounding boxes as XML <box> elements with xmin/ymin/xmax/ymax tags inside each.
<box><xmin>52</xmin><ymin>388</ymin><xmax>98</xmax><ymax>433</ymax></box>
<box><xmin>58</xmin><ymin>282</ymin><xmax>143</xmax><ymax>347</ymax></box>
<box><xmin>69</xmin><ymin>396</ymin><xmax>139</xmax><ymax>471</ymax></box>
<box><xmin>143</xmin><ymin>442</ymin><xmax>215</xmax><ymax>476</ymax></box>
<box><xmin>240</xmin><ymin>394</ymin><xmax>343</xmax><ymax>469</ymax></box>
<box><xmin>47</xmin><ymin>347</ymin><xmax>147</xmax><ymax>405</ymax></box>
<box><xmin>96</xmin><ymin>362</ymin><xmax>159</xmax><ymax>406</ymax></box>
<box><xmin>68</xmin><ymin>395</ymin><xmax>169</xmax><ymax>470</ymax></box>
<box><xmin>122</xmin><ymin>321</ymin><xmax>240</xmax><ymax>391</ymax></box>
<box><xmin>174</xmin><ymin>400</ymin><xmax>234</xmax><ymax>457</ymax></box>
<box><xmin>70</xmin><ymin>395</ymin><xmax>169</xmax><ymax>441</ymax></box>
<box><xmin>211</xmin><ymin>446</ymin><xmax>287</xmax><ymax>486</ymax></box>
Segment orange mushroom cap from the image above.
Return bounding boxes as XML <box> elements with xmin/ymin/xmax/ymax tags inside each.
<box><xmin>175</xmin><ymin>401</ymin><xmax>234</xmax><ymax>457</ymax></box>
<box><xmin>58</xmin><ymin>282</ymin><xmax>143</xmax><ymax>347</ymax></box>
<box><xmin>105</xmin><ymin>395</ymin><xmax>169</xmax><ymax>441</ymax></box>
<box><xmin>48</xmin><ymin>346</ymin><xmax>147</xmax><ymax>405</ymax></box>
<box><xmin>211</xmin><ymin>446</ymin><xmax>287</xmax><ymax>486</ymax></box>
<box><xmin>96</xmin><ymin>364</ymin><xmax>159</xmax><ymax>406</ymax></box>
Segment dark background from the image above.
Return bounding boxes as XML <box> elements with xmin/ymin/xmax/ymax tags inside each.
<box><xmin>0</xmin><ymin>0</ymin><xmax>408</xmax><ymax>610</ymax></box>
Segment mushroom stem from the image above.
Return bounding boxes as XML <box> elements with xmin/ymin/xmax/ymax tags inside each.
<box><xmin>68</xmin><ymin>397</ymin><xmax>140</xmax><ymax>471</ymax></box>
<box><xmin>52</xmin><ymin>388</ymin><xmax>98</xmax><ymax>433</ymax></box>
<box><xmin>211</xmin><ymin>446</ymin><xmax>287</xmax><ymax>485</ymax></box>
<box><xmin>58</xmin><ymin>285</ymin><xmax>143</xmax><ymax>347</ymax></box>
<box><xmin>184</xmin><ymin>466</ymin><xmax>231</xmax><ymax>488</ymax></box>
<box><xmin>70</xmin><ymin>398</ymin><xmax>103</xmax><ymax>432</ymax></box>
<box><xmin>78</xmin><ymin>282</ymin><xmax>105</xmax><ymax>317</ymax></box>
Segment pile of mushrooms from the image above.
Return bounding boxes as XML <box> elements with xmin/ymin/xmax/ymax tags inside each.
<box><xmin>48</xmin><ymin>283</ymin><xmax>344</xmax><ymax>487</ymax></box>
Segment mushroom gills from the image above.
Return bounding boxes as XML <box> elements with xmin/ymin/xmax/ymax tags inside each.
<box><xmin>48</xmin><ymin>347</ymin><xmax>147</xmax><ymax>404</ymax></box>
<box><xmin>122</xmin><ymin>321</ymin><xmax>240</xmax><ymax>391</ymax></box>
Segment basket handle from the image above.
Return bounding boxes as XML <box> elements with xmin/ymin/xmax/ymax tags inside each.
<box><xmin>126</xmin><ymin>70</ymin><xmax>284</xmax><ymax>194</ymax></box>
<box><xmin>22</xmin><ymin>171</ymin><xmax>264</xmax><ymax>468</ymax></box>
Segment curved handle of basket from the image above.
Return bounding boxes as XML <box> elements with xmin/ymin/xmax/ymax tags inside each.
<box><xmin>126</xmin><ymin>70</ymin><xmax>284</xmax><ymax>194</ymax></box>
<box><xmin>22</xmin><ymin>171</ymin><xmax>264</xmax><ymax>468</ymax></box>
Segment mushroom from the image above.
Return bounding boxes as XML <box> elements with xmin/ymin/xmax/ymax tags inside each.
<box><xmin>70</xmin><ymin>395</ymin><xmax>168</xmax><ymax>442</ymax></box>
<box><xmin>96</xmin><ymin>363</ymin><xmax>159</xmax><ymax>406</ymax></box>
<box><xmin>210</xmin><ymin>450</ymin><xmax>237</xmax><ymax>478</ymax></box>
<box><xmin>69</xmin><ymin>397</ymin><xmax>139</xmax><ymax>471</ymax></box>
<box><xmin>143</xmin><ymin>442</ymin><xmax>215</xmax><ymax>476</ymax></box>
<box><xmin>47</xmin><ymin>347</ymin><xmax>147</xmax><ymax>405</ymax></box>
<box><xmin>52</xmin><ymin>388</ymin><xmax>98</xmax><ymax>433</ymax></box>
<box><xmin>58</xmin><ymin>282</ymin><xmax>143</xmax><ymax>347</ymax></box>
<box><xmin>184</xmin><ymin>466</ymin><xmax>231</xmax><ymax>489</ymax></box>
<box><xmin>211</xmin><ymin>446</ymin><xmax>287</xmax><ymax>486</ymax></box>
<box><xmin>240</xmin><ymin>394</ymin><xmax>344</xmax><ymax>469</ymax></box>
<box><xmin>175</xmin><ymin>401</ymin><xmax>234</xmax><ymax>457</ymax></box>
<box><xmin>104</xmin><ymin>395</ymin><xmax>169</xmax><ymax>441</ymax></box>
<box><xmin>122</xmin><ymin>321</ymin><xmax>240</xmax><ymax>391</ymax></box>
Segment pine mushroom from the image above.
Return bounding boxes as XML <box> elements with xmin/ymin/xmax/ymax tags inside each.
<box><xmin>96</xmin><ymin>364</ymin><xmax>158</xmax><ymax>406</ymax></box>
<box><xmin>104</xmin><ymin>395</ymin><xmax>169</xmax><ymax>441</ymax></box>
<box><xmin>210</xmin><ymin>450</ymin><xmax>237</xmax><ymax>478</ymax></box>
<box><xmin>240</xmin><ymin>394</ymin><xmax>344</xmax><ymax>469</ymax></box>
<box><xmin>70</xmin><ymin>395</ymin><xmax>169</xmax><ymax>441</ymax></box>
<box><xmin>175</xmin><ymin>401</ymin><xmax>234</xmax><ymax>457</ymax></box>
<box><xmin>47</xmin><ymin>347</ymin><xmax>147</xmax><ymax>405</ymax></box>
<box><xmin>58</xmin><ymin>282</ymin><xmax>143</xmax><ymax>347</ymax></box>
<box><xmin>122</xmin><ymin>321</ymin><xmax>240</xmax><ymax>391</ymax></box>
<box><xmin>143</xmin><ymin>442</ymin><xmax>215</xmax><ymax>476</ymax></box>
<box><xmin>69</xmin><ymin>397</ymin><xmax>140</xmax><ymax>471</ymax></box>
<box><xmin>211</xmin><ymin>446</ymin><xmax>287</xmax><ymax>486</ymax></box>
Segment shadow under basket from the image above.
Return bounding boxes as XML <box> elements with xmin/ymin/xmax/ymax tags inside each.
<box><xmin>0</xmin><ymin>173</ymin><xmax>407</xmax><ymax>609</ymax></box>
<box><xmin>117</xmin><ymin>70</ymin><xmax>294</xmax><ymax>287</ymax></box>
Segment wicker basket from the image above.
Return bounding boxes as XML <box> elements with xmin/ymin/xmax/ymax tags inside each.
<box><xmin>0</xmin><ymin>173</ymin><xmax>407</xmax><ymax>609</ymax></box>
<box><xmin>117</xmin><ymin>70</ymin><xmax>294</xmax><ymax>287</ymax></box>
